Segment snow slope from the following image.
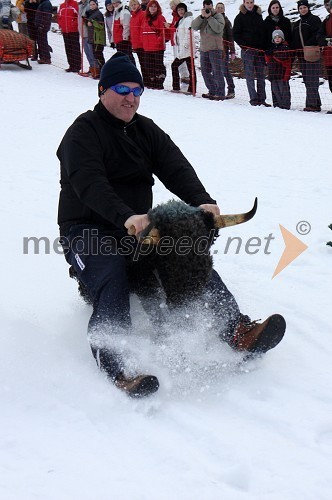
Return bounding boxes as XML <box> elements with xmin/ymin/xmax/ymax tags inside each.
<box><xmin>1</xmin><ymin>59</ymin><xmax>332</xmax><ymax>499</ymax></box>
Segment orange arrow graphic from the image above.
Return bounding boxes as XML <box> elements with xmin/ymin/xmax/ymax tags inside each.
<box><xmin>272</xmin><ymin>225</ymin><xmax>308</xmax><ymax>279</ymax></box>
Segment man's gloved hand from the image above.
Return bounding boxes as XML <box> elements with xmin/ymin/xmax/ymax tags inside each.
<box><xmin>37</xmin><ymin>25</ymin><xmax>44</xmax><ymax>32</ymax></box>
<box><xmin>2</xmin><ymin>16</ymin><xmax>9</xmax><ymax>27</ymax></box>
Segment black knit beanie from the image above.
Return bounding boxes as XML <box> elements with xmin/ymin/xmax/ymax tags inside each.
<box><xmin>297</xmin><ymin>0</ymin><xmax>309</xmax><ymax>9</ymax></box>
<box><xmin>98</xmin><ymin>52</ymin><xmax>144</xmax><ymax>96</ymax></box>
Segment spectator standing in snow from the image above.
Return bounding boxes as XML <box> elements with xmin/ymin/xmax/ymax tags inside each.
<box><xmin>191</xmin><ymin>0</ymin><xmax>226</xmax><ymax>101</ymax></box>
<box><xmin>233</xmin><ymin>0</ymin><xmax>270</xmax><ymax>106</ymax></box>
<box><xmin>141</xmin><ymin>0</ymin><xmax>167</xmax><ymax>89</ymax></box>
<box><xmin>58</xmin><ymin>0</ymin><xmax>81</xmax><ymax>73</ymax></box>
<box><xmin>57</xmin><ymin>52</ymin><xmax>286</xmax><ymax>398</ymax></box>
<box><xmin>170</xmin><ymin>2</ymin><xmax>196</xmax><ymax>94</ymax></box>
<box><xmin>292</xmin><ymin>0</ymin><xmax>325</xmax><ymax>112</ymax></box>
<box><xmin>79</xmin><ymin>0</ymin><xmax>96</xmax><ymax>76</ymax></box>
<box><xmin>112</xmin><ymin>0</ymin><xmax>135</xmax><ymax>64</ymax></box>
<box><xmin>265</xmin><ymin>29</ymin><xmax>291</xmax><ymax>109</ymax></box>
<box><xmin>104</xmin><ymin>0</ymin><xmax>114</xmax><ymax>45</ymax></box>
<box><xmin>322</xmin><ymin>0</ymin><xmax>332</xmax><ymax>114</ymax></box>
<box><xmin>129</xmin><ymin>0</ymin><xmax>147</xmax><ymax>81</ymax></box>
<box><xmin>35</xmin><ymin>0</ymin><xmax>53</xmax><ymax>64</ymax></box>
<box><xmin>25</xmin><ymin>0</ymin><xmax>39</xmax><ymax>60</ymax></box>
<box><xmin>165</xmin><ymin>0</ymin><xmax>190</xmax><ymax>86</ymax></box>
<box><xmin>215</xmin><ymin>2</ymin><xmax>236</xmax><ymax>99</ymax></box>
<box><xmin>86</xmin><ymin>0</ymin><xmax>106</xmax><ymax>78</ymax></box>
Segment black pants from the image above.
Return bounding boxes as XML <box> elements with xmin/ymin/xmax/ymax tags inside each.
<box><xmin>36</xmin><ymin>28</ymin><xmax>51</xmax><ymax>62</ymax></box>
<box><xmin>299</xmin><ymin>57</ymin><xmax>321</xmax><ymax>108</ymax></box>
<box><xmin>63</xmin><ymin>32</ymin><xmax>81</xmax><ymax>71</ymax></box>
<box><xmin>144</xmin><ymin>50</ymin><xmax>166</xmax><ymax>89</ymax></box>
<box><xmin>63</xmin><ymin>224</ymin><xmax>241</xmax><ymax>380</ymax></box>
<box><xmin>116</xmin><ymin>40</ymin><xmax>136</xmax><ymax>66</ymax></box>
<box><xmin>171</xmin><ymin>56</ymin><xmax>197</xmax><ymax>93</ymax></box>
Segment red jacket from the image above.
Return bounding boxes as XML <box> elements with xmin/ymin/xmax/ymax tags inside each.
<box><xmin>130</xmin><ymin>8</ymin><xmax>144</xmax><ymax>50</ymax></box>
<box><xmin>58</xmin><ymin>0</ymin><xmax>79</xmax><ymax>34</ymax></box>
<box><xmin>141</xmin><ymin>14</ymin><xmax>166</xmax><ymax>51</ymax></box>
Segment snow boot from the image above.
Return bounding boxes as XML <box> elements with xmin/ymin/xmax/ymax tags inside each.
<box><xmin>114</xmin><ymin>373</ymin><xmax>159</xmax><ymax>398</ymax></box>
<box><xmin>229</xmin><ymin>314</ymin><xmax>286</xmax><ymax>354</ymax></box>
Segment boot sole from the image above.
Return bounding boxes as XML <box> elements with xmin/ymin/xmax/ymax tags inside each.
<box><xmin>128</xmin><ymin>376</ymin><xmax>159</xmax><ymax>399</ymax></box>
<box><xmin>248</xmin><ymin>314</ymin><xmax>286</xmax><ymax>354</ymax></box>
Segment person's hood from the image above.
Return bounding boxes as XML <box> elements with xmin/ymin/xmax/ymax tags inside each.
<box><xmin>239</xmin><ymin>4</ymin><xmax>262</xmax><ymax>15</ymax></box>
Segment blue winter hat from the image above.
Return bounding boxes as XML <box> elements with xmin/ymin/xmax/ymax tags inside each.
<box><xmin>99</xmin><ymin>52</ymin><xmax>144</xmax><ymax>96</ymax></box>
<box><xmin>105</xmin><ymin>0</ymin><xmax>113</xmax><ymax>5</ymax></box>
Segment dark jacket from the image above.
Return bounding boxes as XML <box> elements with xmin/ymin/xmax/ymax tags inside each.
<box><xmin>322</xmin><ymin>13</ymin><xmax>332</xmax><ymax>42</ymax></box>
<box><xmin>57</xmin><ymin>102</ymin><xmax>216</xmax><ymax>235</ymax></box>
<box><xmin>222</xmin><ymin>13</ymin><xmax>235</xmax><ymax>54</ymax></box>
<box><xmin>233</xmin><ymin>4</ymin><xmax>265</xmax><ymax>50</ymax></box>
<box><xmin>265</xmin><ymin>42</ymin><xmax>292</xmax><ymax>81</ymax></box>
<box><xmin>264</xmin><ymin>15</ymin><xmax>292</xmax><ymax>49</ymax></box>
<box><xmin>292</xmin><ymin>11</ymin><xmax>325</xmax><ymax>50</ymax></box>
<box><xmin>35</xmin><ymin>0</ymin><xmax>53</xmax><ymax>31</ymax></box>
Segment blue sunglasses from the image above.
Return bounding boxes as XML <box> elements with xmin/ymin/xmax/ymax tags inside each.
<box><xmin>110</xmin><ymin>84</ymin><xmax>144</xmax><ymax>97</ymax></box>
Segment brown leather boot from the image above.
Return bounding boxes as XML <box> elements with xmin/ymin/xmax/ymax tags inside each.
<box><xmin>79</xmin><ymin>67</ymin><xmax>92</xmax><ymax>77</ymax></box>
<box><xmin>114</xmin><ymin>373</ymin><xmax>159</xmax><ymax>398</ymax></box>
<box><xmin>230</xmin><ymin>314</ymin><xmax>286</xmax><ymax>354</ymax></box>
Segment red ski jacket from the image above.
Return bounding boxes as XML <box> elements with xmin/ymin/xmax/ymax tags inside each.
<box><xmin>141</xmin><ymin>14</ymin><xmax>167</xmax><ymax>52</ymax></box>
<box><xmin>130</xmin><ymin>8</ymin><xmax>145</xmax><ymax>50</ymax></box>
<box><xmin>58</xmin><ymin>0</ymin><xmax>79</xmax><ymax>34</ymax></box>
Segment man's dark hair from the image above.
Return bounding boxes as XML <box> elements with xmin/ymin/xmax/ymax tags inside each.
<box><xmin>203</xmin><ymin>0</ymin><xmax>213</xmax><ymax>6</ymax></box>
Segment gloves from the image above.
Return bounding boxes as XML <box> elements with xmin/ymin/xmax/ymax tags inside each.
<box><xmin>2</xmin><ymin>15</ymin><xmax>9</xmax><ymax>27</ymax></box>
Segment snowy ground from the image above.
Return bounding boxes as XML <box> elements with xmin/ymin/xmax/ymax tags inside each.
<box><xmin>1</xmin><ymin>57</ymin><xmax>332</xmax><ymax>500</ymax></box>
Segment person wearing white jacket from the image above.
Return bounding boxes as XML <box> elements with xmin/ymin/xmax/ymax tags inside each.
<box><xmin>171</xmin><ymin>3</ymin><xmax>196</xmax><ymax>93</ymax></box>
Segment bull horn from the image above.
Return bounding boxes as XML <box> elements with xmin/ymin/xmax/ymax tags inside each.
<box><xmin>214</xmin><ymin>198</ymin><xmax>258</xmax><ymax>229</ymax></box>
<box><xmin>131</xmin><ymin>198</ymin><xmax>258</xmax><ymax>244</ymax></box>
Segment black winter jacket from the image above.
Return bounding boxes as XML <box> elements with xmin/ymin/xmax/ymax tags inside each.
<box><xmin>292</xmin><ymin>12</ymin><xmax>325</xmax><ymax>50</ymax></box>
<box><xmin>264</xmin><ymin>15</ymin><xmax>292</xmax><ymax>49</ymax></box>
<box><xmin>233</xmin><ymin>5</ymin><xmax>265</xmax><ymax>50</ymax></box>
<box><xmin>57</xmin><ymin>102</ymin><xmax>216</xmax><ymax>236</ymax></box>
<box><xmin>35</xmin><ymin>0</ymin><xmax>53</xmax><ymax>31</ymax></box>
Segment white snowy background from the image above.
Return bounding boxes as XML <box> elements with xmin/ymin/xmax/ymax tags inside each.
<box><xmin>1</xmin><ymin>1</ymin><xmax>332</xmax><ymax>499</ymax></box>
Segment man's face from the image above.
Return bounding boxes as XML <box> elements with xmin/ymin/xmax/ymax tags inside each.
<box><xmin>244</xmin><ymin>0</ymin><xmax>254</xmax><ymax>12</ymax></box>
<box><xmin>100</xmin><ymin>82</ymin><xmax>140</xmax><ymax>123</ymax></box>
<box><xmin>324</xmin><ymin>1</ymin><xmax>331</xmax><ymax>13</ymax></box>
<box><xmin>299</xmin><ymin>5</ymin><xmax>309</xmax><ymax>15</ymax></box>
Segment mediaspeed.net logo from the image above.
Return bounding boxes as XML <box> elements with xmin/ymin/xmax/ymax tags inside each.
<box><xmin>22</xmin><ymin>221</ymin><xmax>310</xmax><ymax>279</ymax></box>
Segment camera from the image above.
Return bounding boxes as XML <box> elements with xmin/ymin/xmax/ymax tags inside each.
<box><xmin>205</xmin><ymin>8</ymin><xmax>211</xmax><ymax>13</ymax></box>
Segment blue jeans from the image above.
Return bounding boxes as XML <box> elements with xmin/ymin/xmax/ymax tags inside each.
<box><xmin>200</xmin><ymin>49</ymin><xmax>225</xmax><ymax>97</ymax></box>
<box><xmin>224</xmin><ymin>50</ymin><xmax>235</xmax><ymax>93</ymax></box>
<box><xmin>83</xmin><ymin>37</ymin><xmax>95</xmax><ymax>67</ymax></box>
<box><xmin>63</xmin><ymin>224</ymin><xmax>241</xmax><ymax>379</ymax></box>
<box><xmin>241</xmin><ymin>49</ymin><xmax>266</xmax><ymax>104</ymax></box>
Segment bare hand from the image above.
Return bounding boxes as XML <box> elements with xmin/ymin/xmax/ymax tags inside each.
<box><xmin>231</xmin><ymin>53</ymin><xmax>236</xmax><ymax>61</ymax></box>
<box><xmin>199</xmin><ymin>204</ymin><xmax>220</xmax><ymax>216</ymax></box>
<box><xmin>124</xmin><ymin>214</ymin><xmax>150</xmax><ymax>237</ymax></box>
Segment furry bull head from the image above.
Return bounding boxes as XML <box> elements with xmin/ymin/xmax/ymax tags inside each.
<box><xmin>133</xmin><ymin>199</ymin><xmax>257</xmax><ymax>306</ymax></box>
